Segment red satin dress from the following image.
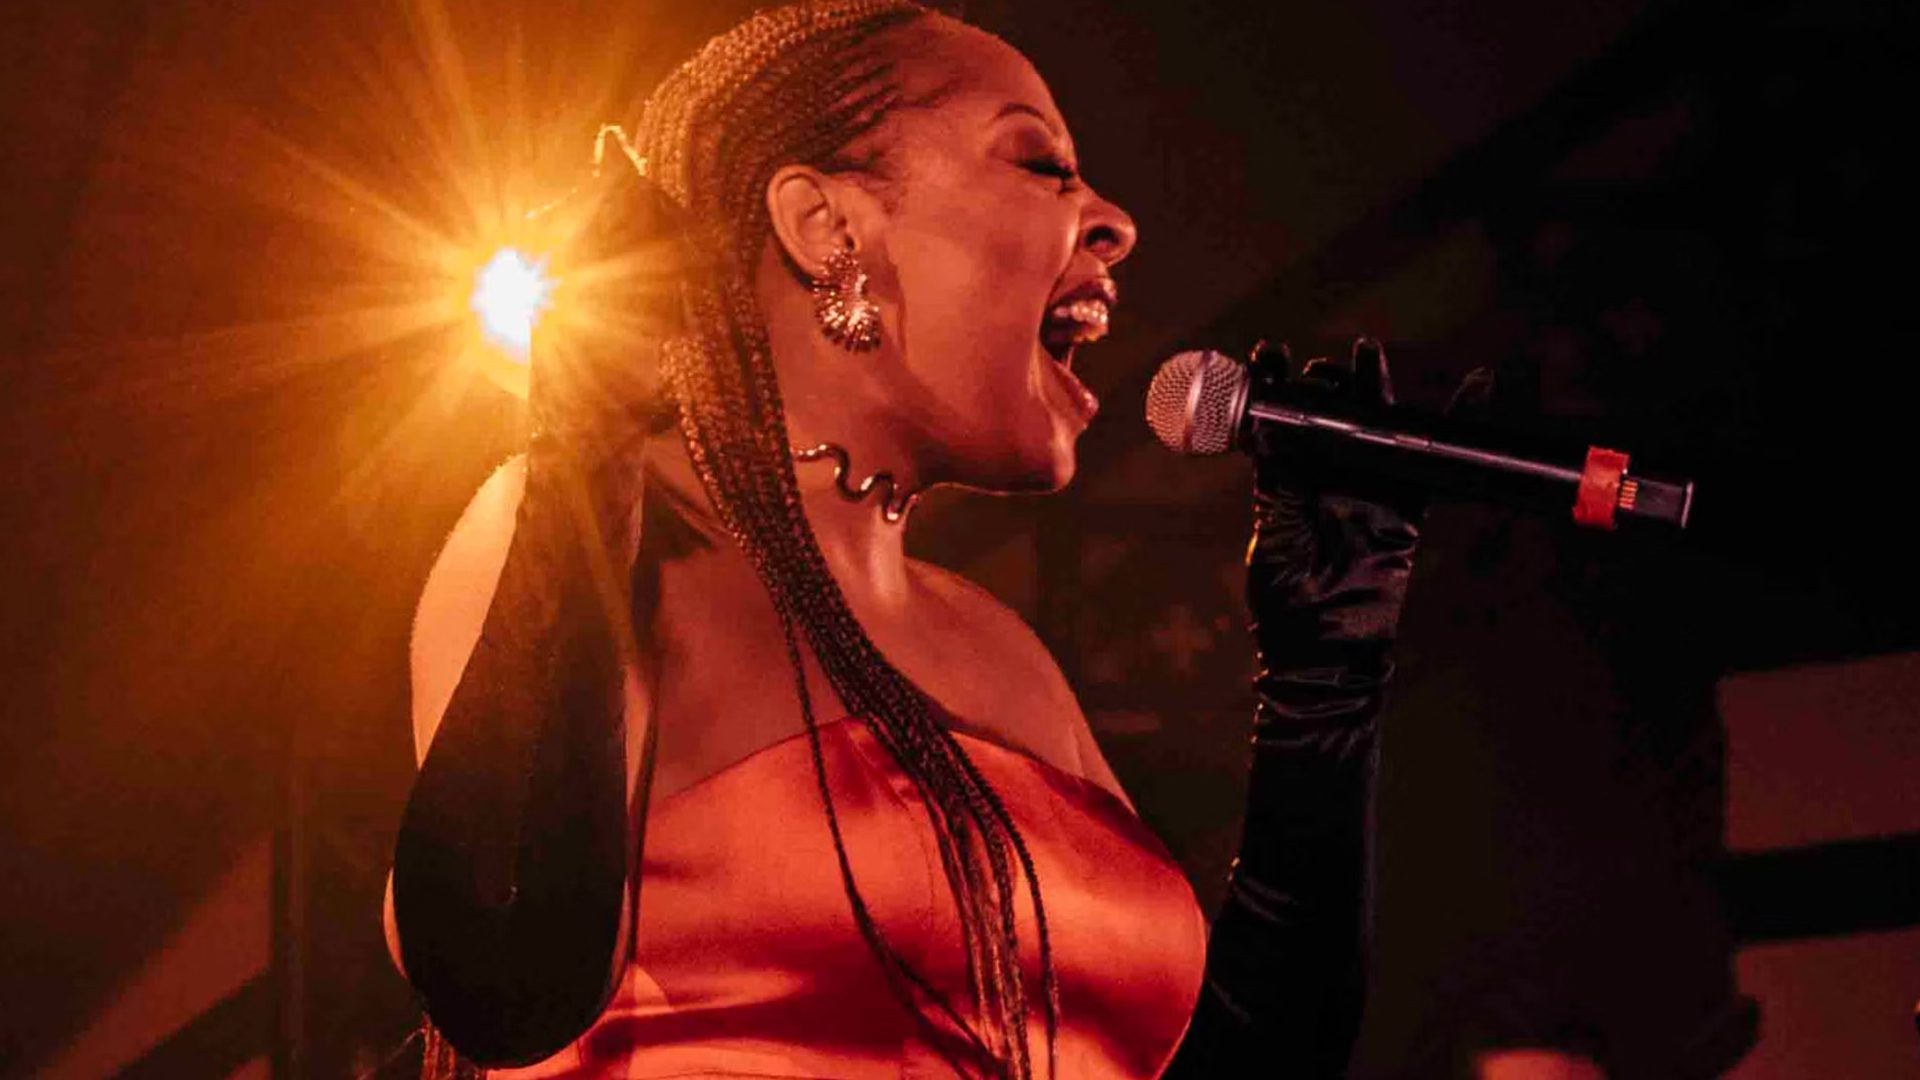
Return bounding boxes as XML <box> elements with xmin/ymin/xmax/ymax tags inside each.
<box><xmin>493</xmin><ymin>716</ymin><xmax>1206</xmax><ymax>1078</ymax></box>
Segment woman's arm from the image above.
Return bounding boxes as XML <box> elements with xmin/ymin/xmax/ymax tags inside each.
<box><xmin>388</xmin><ymin>164</ymin><xmax>681</xmax><ymax>1067</ymax></box>
<box><xmin>1172</xmin><ymin>341</ymin><xmax>1432</xmax><ymax>1079</ymax></box>
<box><xmin>382</xmin><ymin>455</ymin><xmax>653</xmax><ymax>973</ymax></box>
<box><xmin>1189</xmin><ymin>481</ymin><xmax>1416</xmax><ymax>1076</ymax></box>
<box><xmin>390</xmin><ymin>437</ymin><xmax>650</xmax><ymax>1067</ymax></box>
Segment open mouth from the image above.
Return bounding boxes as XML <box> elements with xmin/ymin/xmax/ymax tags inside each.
<box><xmin>1040</xmin><ymin>279</ymin><xmax>1116</xmax><ymax>364</ymax></box>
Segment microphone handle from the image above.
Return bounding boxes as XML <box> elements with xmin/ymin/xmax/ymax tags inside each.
<box><xmin>1242</xmin><ymin>398</ymin><xmax>1695</xmax><ymax>530</ymax></box>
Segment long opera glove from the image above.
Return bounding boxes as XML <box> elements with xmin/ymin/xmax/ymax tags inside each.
<box><xmin>1176</xmin><ymin>340</ymin><xmax>1435</xmax><ymax>1079</ymax></box>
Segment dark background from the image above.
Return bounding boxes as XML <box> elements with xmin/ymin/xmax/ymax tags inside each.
<box><xmin>3</xmin><ymin>0</ymin><xmax>1916</xmax><ymax>1076</ymax></box>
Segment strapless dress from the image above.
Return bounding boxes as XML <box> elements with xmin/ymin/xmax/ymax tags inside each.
<box><xmin>491</xmin><ymin>716</ymin><xmax>1206</xmax><ymax>1078</ymax></box>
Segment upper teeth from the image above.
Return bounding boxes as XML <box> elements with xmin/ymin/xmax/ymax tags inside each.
<box><xmin>1049</xmin><ymin>298</ymin><xmax>1111</xmax><ymax>338</ymax></box>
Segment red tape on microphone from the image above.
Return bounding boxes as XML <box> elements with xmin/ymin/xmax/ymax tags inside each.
<box><xmin>1573</xmin><ymin>446</ymin><xmax>1630</xmax><ymax>529</ymax></box>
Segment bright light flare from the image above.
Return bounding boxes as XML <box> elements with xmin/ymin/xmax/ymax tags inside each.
<box><xmin>470</xmin><ymin>248</ymin><xmax>552</xmax><ymax>359</ymax></box>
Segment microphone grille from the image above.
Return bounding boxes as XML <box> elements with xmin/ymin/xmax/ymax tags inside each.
<box><xmin>1145</xmin><ymin>349</ymin><xmax>1247</xmax><ymax>455</ymax></box>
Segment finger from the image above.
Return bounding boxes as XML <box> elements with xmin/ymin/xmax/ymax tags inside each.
<box><xmin>1446</xmin><ymin>366</ymin><xmax>1497</xmax><ymax>420</ymax></box>
<box><xmin>1299</xmin><ymin>355</ymin><xmax>1346</xmax><ymax>392</ymax></box>
<box><xmin>1350</xmin><ymin>336</ymin><xmax>1394</xmax><ymax>406</ymax></box>
<box><xmin>1251</xmin><ymin>339</ymin><xmax>1293</xmax><ymax>374</ymax></box>
<box><xmin>609</xmin><ymin>179</ymin><xmax>687</xmax><ymax>260</ymax></box>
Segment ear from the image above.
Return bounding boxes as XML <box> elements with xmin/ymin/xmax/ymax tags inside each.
<box><xmin>766</xmin><ymin>164</ymin><xmax>870</xmax><ymax>277</ymax></box>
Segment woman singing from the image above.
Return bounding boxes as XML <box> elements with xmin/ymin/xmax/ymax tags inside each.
<box><xmin>388</xmin><ymin>2</ymin><xmax>1412</xmax><ymax>1076</ymax></box>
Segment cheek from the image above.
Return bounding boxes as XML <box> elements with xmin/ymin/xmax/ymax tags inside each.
<box><xmin>897</xmin><ymin>254</ymin><xmax>1047</xmax><ymax>454</ymax></box>
<box><xmin>892</xmin><ymin>210</ymin><xmax>1048</xmax><ymax>314</ymax></box>
<box><xmin>886</xmin><ymin>204</ymin><xmax>1062</xmax><ymax>386</ymax></box>
<box><xmin>872</xmin><ymin>187</ymin><xmax>1082</xmax><ymax>484</ymax></box>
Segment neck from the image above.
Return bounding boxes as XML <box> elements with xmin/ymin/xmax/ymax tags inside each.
<box><xmin>791</xmin><ymin>440</ymin><xmax>916</xmax><ymax>601</ymax></box>
<box><xmin>645</xmin><ymin>434</ymin><xmax>916</xmax><ymax>610</ymax></box>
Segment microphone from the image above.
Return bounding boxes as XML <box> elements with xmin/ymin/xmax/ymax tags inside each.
<box><xmin>1145</xmin><ymin>347</ymin><xmax>1695</xmax><ymax>531</ymax></box>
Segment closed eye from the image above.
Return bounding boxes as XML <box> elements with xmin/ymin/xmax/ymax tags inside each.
<box><xmin>1021</xmin><ymin>157</ymin><xmax>1080</xmax><ymax>189</ymax></box>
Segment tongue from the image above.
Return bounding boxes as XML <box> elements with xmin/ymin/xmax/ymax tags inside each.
<box><xmin>1044</xmin><ymin>349</ymin><xmax>1100</xmax><ymax>419</ymax></box>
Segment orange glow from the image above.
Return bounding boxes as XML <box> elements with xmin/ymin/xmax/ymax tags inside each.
<box><xmin>59</xmin><ymin>0</ymin><xmax>694</xmax><ymax>419</ymax></box>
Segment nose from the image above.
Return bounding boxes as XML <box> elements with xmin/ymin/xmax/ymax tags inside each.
<box><xmin>1079</xmin><ymin>189</ymin><xmax>1138</xmax><ymax>268</ymax></box>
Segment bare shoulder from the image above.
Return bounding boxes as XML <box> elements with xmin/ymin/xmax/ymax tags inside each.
<box><xmin>409</xmin><ymin>455</ymin><xmax>527</xmax><ymax>764</ymax></box>
<box><xmin>906</xmin><ymin>559</ymin><xmax>1130</xmax><ymax>804</ymax></box>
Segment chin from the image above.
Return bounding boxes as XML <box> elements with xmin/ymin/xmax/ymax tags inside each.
<box><xmin>937</xmin><ymin>394</ymin><xmax>1087</xmax><ymax>494</ymax></box>
<box><xmin>946</xmin><ymin>436</ymin><xmax>1078</xmax><ymax>496</ymax></box>
<box><xmin>1038</xmin><ymin>442</ymin><xmax>1080</xmax><ymax>492</ymax></box>
<box><xmin>1013</xmin><ymin>461</ymin><xmax>1076</xmax><ymax>495</ymax></box>
<box><xmin>1002</xmin><ymin>428</ymin><xmax>1082</xmax><ymax>494</ymax></box>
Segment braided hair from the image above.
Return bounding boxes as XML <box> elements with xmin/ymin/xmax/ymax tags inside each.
<box><xmin>633</xmin><ymin>2</ymin><xmax>1058</xmax><ymax>1076</ymax></box>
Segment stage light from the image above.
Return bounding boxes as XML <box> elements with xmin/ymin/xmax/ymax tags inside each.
<box><xmin>457</xmin><ymin>129</ymin><xmax>660</xmax><ymax>399</ymax></box>
<box><xmin>470</xmin><ymin>248</ymin><xmax>552</xmax><ymax>360</ymax></box>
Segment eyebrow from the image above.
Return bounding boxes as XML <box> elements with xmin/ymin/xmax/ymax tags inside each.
<box><xmin>993</xmin><ymin>102</ymin><xmax>1065</xmax><ymax>140</ymax></box>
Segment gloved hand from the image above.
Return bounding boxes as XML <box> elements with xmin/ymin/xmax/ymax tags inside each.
<box><xmin>524</xmin><ymin>158</ymin><xmax>686</xmax><ymax>472</ymax></box>
<box><xmin>1175</xmin><ymin>339</ymin><xmax>1492</xmax><ymax>1079</ymax></box>
<box><xmin>1245</xmin><ymin>337</ymin><xmax>1429</xmax><ymax>674</ymax></box>
<box><xmin>1245</xmin><ymin>339</ymin><xmax>1497</xmax><ymax>705</ymax></box>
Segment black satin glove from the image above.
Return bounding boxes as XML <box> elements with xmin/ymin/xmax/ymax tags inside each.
<box><xmin>1175</xmin><ymin>340</ymin><xmax>1487</xmax><ymax>1078</ymax></box>
<box><xmin>393</xmin><ymin>160</ymin><xmax>685</xmax><ymax>1065</ymax></box>
<box><xmin>1241</xmin><ymin>344</ymin><xmax>1494</xmax><ymax>685</ymax></box>
<box><xmin>1245</xmin><ymin>338</ymin><xmax>1426</xmax><ymax>702</ymax></box>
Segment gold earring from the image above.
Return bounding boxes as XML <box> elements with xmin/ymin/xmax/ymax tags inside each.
<box><xmin>812</xmin><ymin>247</ymin><xmax>882</xmax><ymax>352</ymax></box>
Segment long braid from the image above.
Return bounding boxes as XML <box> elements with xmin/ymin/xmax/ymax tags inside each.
<box><xmin>635</xmin><ymin>3</ymin><xmax>1059</xmax><ymax>1075</ymax></box>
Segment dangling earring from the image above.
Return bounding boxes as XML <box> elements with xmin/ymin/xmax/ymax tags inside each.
<box><xmin>811</xmin><ymin>247</ymin><xmax>882</xmax><ymax>352</ymax></box>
